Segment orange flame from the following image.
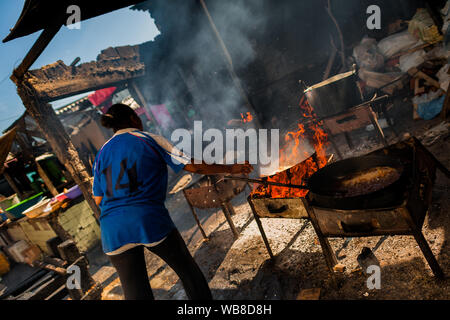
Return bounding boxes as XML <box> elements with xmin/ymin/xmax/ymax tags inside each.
<box><xmin>240</xmin><ymin>112</ymin><xmax>253</xmax><ymax>123</ymax></box>
<box><xmin>252</xmin><ymin>96</ymin><xmax>329</xmax><ymax>198</ymax></box>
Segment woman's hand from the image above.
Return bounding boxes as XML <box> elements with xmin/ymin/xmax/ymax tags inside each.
<box><xmin>230</xmin><ymin>162</ymin><xmax>253</xmax><ymax>175</ymax></box>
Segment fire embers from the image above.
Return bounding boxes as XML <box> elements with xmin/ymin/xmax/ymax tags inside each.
<box><xmin>252</xmin><ymin>96</ymin><xmax>329</xmax><ymax>199</ymax></box>
<box><xmin>240</xmin><ymin>112</ymin><xmax>253</xmax><ymax>123</ymax></box>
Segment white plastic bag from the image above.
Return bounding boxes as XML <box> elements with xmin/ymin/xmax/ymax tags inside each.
<box><xmin>399</xmin><ymin>50</ymin><xmax>426</xmax><ymax>72</ymax></box>
<box><xmin>353</xmin><ymin>36</ymin><xmax>385</xmax><ymax>71</ymax></box>
<box><xmin>409</xmin><ymin>8</ymin><xmax>443</xmax><ymax>43</ymax></box>
<box><xmin>377</xmin><ymin>30</ymin><xmax>420</xmax><ymax>59</ymax></box>
<box><xmin>358</xmin><ymin>68</ymin><xmax>404</xmax><ymax>94</ymax></box>
<box><xmin>436</xmin><ymin>64</ymin><xmax>450</xmax><ymax>91</ymax></box>
<box><xmin>412</xmin><ymin>90</ymin><xmax>442</xmax><ymax>105</ymax></box>
<box><xmin>424</xmin><ymin>44</ymin><xmax>450</xmax><ymax>60</ymax></box>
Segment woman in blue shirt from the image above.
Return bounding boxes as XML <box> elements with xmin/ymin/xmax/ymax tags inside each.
<box><xmin>93</xmin><ymin>103</ymin><xmax>252</xmax><ymax>300</ymax></box>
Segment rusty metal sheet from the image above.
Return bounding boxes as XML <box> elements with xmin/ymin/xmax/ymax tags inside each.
<box><xmin>183</xmin><ymin>186</ymin><xmax>222</xmax><ymax>209</ymax></box>
<box><xmin>249</xmin><ymin>197</ymin><xmax>308</xmax><ymax>219</ymax></box>
<box><xmin>312</xmin><ymin>205</ymin><xmax>411</xmax><ymax>237</ymax></box>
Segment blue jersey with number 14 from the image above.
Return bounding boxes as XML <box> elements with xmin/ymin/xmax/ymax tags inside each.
<box><xmin>92</xmin><ymin>129</ymin><xmax>187</xmax><ymax>254</ymax></box>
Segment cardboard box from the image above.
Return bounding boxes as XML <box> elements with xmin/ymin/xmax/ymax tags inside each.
<box><xmin>6</xmin><ymin>240</ymin><xmax>32</xmax><ymax>263</ymax></box>
<box><xmin>21</xmin><ymin>245</ymin><xmax>42</xmax><ymax>265</ymax></box>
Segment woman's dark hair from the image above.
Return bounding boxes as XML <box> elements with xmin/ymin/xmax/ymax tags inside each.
<box><xmin>100</xmin><ymin>103</ymin><xmax>141</xmax><ymax>131</ymax></box>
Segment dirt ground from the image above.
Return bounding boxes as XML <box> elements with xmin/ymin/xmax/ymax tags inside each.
<box><xmin>90</xmin><ymin>102</ymin><xmax>450</xmax><ymax>300</ymax></box>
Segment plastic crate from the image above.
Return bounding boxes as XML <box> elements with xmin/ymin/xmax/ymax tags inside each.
<box><xmin>5</xmin><ymin>192</ymin><xmax>44</xmax><ymax>221</ymax></box>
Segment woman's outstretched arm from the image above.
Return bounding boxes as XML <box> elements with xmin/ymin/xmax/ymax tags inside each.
<box><xmin>184</xmin><ymin>161</ymin><xmax>253</xmax><ymax>175</ymax></box>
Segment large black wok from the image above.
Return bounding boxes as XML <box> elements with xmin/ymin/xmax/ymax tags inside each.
<box><xmin>306</xmin><ymin>155</ymin><xmax>408</xmax><ymax>210</ymax></box>
<box><xmin>225</xmin><ymin>155</ymin><xmax>408</xmax><ymax>210</ymax></box>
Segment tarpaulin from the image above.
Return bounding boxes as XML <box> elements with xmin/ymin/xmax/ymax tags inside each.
<box><xmin>149</xmin><ymin>104</ymin><xmax>174</xmax><ymax>130</ymax></box>
<box><xmin>88</xmin><ymin>87</ymin><xmax>117</xmax><ymax>107</ymax></box>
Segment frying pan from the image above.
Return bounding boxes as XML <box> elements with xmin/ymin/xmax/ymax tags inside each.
<box><xmin>225</xmin><ymin>155</ymin><xmax>407</xmax><ymax>210</ymax></box>
<box><xmin>306</xmin><ymin>155</ymin><xmax>407</xmax><ymax>209</ymax></box>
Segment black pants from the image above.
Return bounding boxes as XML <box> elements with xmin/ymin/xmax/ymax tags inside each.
<box><xmin>108</xmin><ymin>228</ymin><xmax>212</xmax><ymax>300</ymax></box>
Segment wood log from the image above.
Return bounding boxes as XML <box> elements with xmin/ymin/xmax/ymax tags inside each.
<box><xmin>14</xmin><ymin>273</ymin><xmax>67</xmax><ymax>300</ymax></box>
<box><xmin>391</xmin><ymin>42</ymin><xmax>434</xmax><ymax>59</ymax></box>
<box><xmin>68</xmin><ymin>256</ymin><xmax>96</xmax><ymax>294</ymax></box>
<box><xmin>57</xmin><ymin>240</ymin><xmax>81</xmax><ymax>263</ymax></box>
<box><xmin>12</xmin><ymin>25</ymin><xmax>62</xmax><ymax>81</ymax></box>
<box><xmin>12</xmin><ymin>80</ymin><xmax>101</xmax><ymax>221</ymax></box>
<box><xmin>33</xmin><ymin>260</ymin><xmax>67</xmax><ymax>275</ymax></box>
<box><xmin>326</xmin><ymin>0</ymin><xmax>346</xmax><ymax>71</ymax></box>
<box><xmin>35</xmin><ymin>160</ymin><xmax>58</xmax><ymax>196</ymax></box>
<box><xmin>323</xmin><ymin>38</ymin><xmax>337</xmax><ymax>81</ymax></box>
<box><xmin>407</xmin><ymin>67</ymin><xmax>443</xmax><ymax>92</ymax></box>
<box><xmin>57</xmin><ymin>240</ymin><xmax>97</xmax><ymax>300</ymax></box>
<box><xmin>81</xmin><ymin>282</ymin><xmax>103</xmax><ymax>300</ymax></box>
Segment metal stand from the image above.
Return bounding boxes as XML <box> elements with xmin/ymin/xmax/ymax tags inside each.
<box><xmin>183</xmin><ymin>189</ymin><xmax>209</xmax><ymax>241</ymax></box>
<box><xmin>183</xmin><ymin>190</ymin><xmax>240</xmax><ymax>240</ymax></box>
<box><xmin>247</xmin><ymin>198</ymin><xmax>274</xmax><ymax>259</ymax></box>
<box><xmin>221</xmin><ymin>202</ymin><xmax>239</xmax><ymax>239</ymax></box>
<box><xmin>400</xmin><ymin>210</ymin><xmax>444</xmax><ymax>278</ymax></box>
<box><xmin>301</xmin><ymin>198</ymin><xmax>338</xmax><ymax>272</ymax></box>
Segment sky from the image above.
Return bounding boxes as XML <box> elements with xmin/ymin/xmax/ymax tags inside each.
<box><xmin>0</xmin><ymin>1</ymin><xmax>160</xmax><ymax>133</ymax></box>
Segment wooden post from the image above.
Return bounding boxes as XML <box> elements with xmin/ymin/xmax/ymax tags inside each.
<box><xmin>57</xmin><ymin>240</ymin><xmax>101</xmax><ymax>299</ymax></box>
<box><xmin>3</xmin><ymin>171</ymin><xmax>25</xmax><ymax>200</ymax></box>
<box><xmin>199</xmin><ymin>0</ymin><xmax>261</xmax><ymax>128</ymax></box>
<box><xmin>12</xmin><ymin>79</ymin><xmax>101</xmax><ymax>222</ymax></box>
<box><xmin>441</xmin><ymin>78</ymin><xmax>450</xmax><ymax>119</ymax></box>
<box><xmin>12</xmin><ymin>25</ymin><xmax>62</xmax><ymax>81</ymax></box>
<box><xmin>129</xmin><ymin>80</ymin><xmax>163</xmax><ymax>136</ymax></box>
<box><xmin>368</xmin><ymin>107</ymin><xmax>389</xmax><ymax>147</ymax></box>
<box><xmin>326</xmin><ymin>0</ymin><xmax>347</xmax><ymax>71</ymax></box>
<box><xmin>35</xmin><ymin>160</ymin><xmax>58</xmax><ymax>197</ymax></box>
<box><xmin>323</xmin><ymin>37</ymin><xmax>337</xmax><ymax>81</ymax></box>
<box><xmin>14</xmin><ymin>130</ymin><xmax>34</xmax><ymax>162</ymax></box>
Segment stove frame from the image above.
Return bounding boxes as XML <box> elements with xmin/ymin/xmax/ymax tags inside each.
<box><xmin>183</xmin><ymin>175</ymin><xmax>250</xmax><ymax>240</ymax></box>
<box><xmin>247</xmin><ymin>137</ymin><xmax>448</xmax><ymax>278</ymax></box>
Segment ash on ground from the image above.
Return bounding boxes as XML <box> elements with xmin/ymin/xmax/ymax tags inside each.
<box><xmin>92</xmin><ymin>115</ymin><xmax>450</xmax><ymax>300</ymax></box>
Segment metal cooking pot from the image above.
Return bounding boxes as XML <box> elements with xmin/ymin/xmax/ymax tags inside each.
<box><xmin>304</xmin><ymin>69</ymin><xmax>363</xmax><ymax>119</ymax></box>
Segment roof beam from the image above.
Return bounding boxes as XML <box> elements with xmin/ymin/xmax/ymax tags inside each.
<box><xmin>22</xmin><ymin>45</ymin><xmax>145</xmax><ymax>102</ymax></box>
<box><xmin>11</xmin><ymin>24</ymin><xmax>62</xmax><ymax>83</ymax></box>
